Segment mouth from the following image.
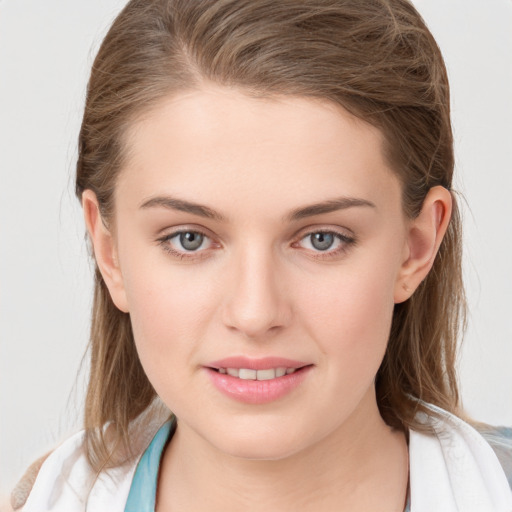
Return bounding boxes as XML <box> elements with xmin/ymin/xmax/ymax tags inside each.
<box><xmin>210</xmin><ymin>366</ymin><xmax>305</xmax><ymax>380</ymax></box>
<box><xmin>205</xmin><ymin>358</ymin><xmax>313</xmax><ymax>404</ymax></box>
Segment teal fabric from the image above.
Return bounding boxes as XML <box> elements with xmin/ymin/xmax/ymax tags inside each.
<box><xmin>124</xmin><ymin>419</ymin><xmax>175</xmax><ymax>512</ymax></box>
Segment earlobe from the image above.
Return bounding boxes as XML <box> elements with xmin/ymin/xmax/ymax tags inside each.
<box><xmin>82</xmin><ymin>190</ymin><xmax>129</xmax><ymax>313</ymax></box>
<box><xmin>394</xmin><ymin>186</ymin><xmax>452</xmax><ymax>303</ymax></box>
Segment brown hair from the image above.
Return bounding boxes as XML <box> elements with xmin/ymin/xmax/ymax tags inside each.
<box><xmin>76</xmin><ymin>0</ymin><xmax>466</xmax><ymax>471</ymax></box>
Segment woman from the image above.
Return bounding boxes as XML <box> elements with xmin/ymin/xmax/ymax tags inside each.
<box><xmin>11</xmin><ymin>0</ymin><xmax>512</xmax><ymax>510</ymax></box>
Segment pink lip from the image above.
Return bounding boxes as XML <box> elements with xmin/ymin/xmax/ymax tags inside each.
<box><xmin>204</xmin><ymin>356</ymin><xmax>313</xmax><ymax>404</ymax></box>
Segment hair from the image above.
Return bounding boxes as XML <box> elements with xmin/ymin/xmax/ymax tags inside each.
<box><xmin>76</xmin><ymin>0</ymin><xmax>466</xmax><ymax>471</ymax></box>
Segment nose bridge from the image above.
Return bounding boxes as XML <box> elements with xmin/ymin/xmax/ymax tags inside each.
<box><xmin>222</xmin><ymin>239</ymin><xmax>290</xmax><ymax>339</ymax></box>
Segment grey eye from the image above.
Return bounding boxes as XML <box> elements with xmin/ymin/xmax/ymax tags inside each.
<box><xmin>309</xmin><ymin>232</ymin><xmax>335</xmax><ymax>251</ymax></box>
<box><xmin>179</xmin><ymin>231</ymin><xmax>204</xmax><ymax>251</ymax></box>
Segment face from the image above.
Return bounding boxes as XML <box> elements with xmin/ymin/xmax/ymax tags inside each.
<box><xmin>107</xmin><ymin>86</ymin><xmax>411</xmax><ymax>460</ymax></box>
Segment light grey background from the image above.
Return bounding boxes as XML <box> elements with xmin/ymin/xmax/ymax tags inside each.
<box><xmin>1</xmin><ymin>0</ymin><xmax>511</xmax><ymax>497</ymax></box>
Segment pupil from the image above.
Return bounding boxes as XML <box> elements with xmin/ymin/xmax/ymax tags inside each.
<box><xmin>311</xmin><ymin>232</ymin><xmax>334</xmax><ymax>251</ymax></box>
<box><xmin>180</xmin><ymin>232</ymin><xmax>203</xmax><ymax>251</ymax></box>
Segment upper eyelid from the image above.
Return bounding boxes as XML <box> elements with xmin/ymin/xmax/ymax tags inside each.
<box><xmin>157</xmin><ymin>225</ymin><xmax>215</xmax><ymax>244</ymax></box>
<box><xmin>294</xmin><ymin>230</ymin><xmax>354</xmax><ymax>250</ymax></box>
<box><xmin>295</xmin><ymin>225</ymin><xmax>355</xmax><ymax>241</ymax></box>
<box><xmin>159</xmin><ymin>228</ymin><xmax>214</xmax><ymax>247</ymax></box>
<box><xmin>300</xmin><ymin>230</ymin><xmax>352</xmax><ymax>240</ymax></box>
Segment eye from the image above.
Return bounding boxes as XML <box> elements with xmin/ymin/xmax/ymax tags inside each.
<box><xmin>173</xmin><ymin>231</ymin><xmax>207</xmax><ymax>251</ymax></box>
<box><xmin>306</xmin><ymin>232</ymin><xmax>337</xmax><ymax>251</ymax></box>
<box><xmin>158</xmin><ymin>229</ymin><xmax>214</xmax><ymax>259</ymax></box>
<box><xmin>296</xmin><ymin>230</ymin><xmax>355</xmax><ymax>258</ymax></box>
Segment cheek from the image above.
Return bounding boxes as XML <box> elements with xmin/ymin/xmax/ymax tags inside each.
<box><xmin>304</xmin><ymin>278</ymin><xmax>394</xmax><ymax>348</ymax></box>
<box><xmin>297</xmin><ymin>278</ymin><xmax>394</xmax><ymax>435</ymax></box>
<box><xmin>119</xmin><ymin>248</ymin><xmax>219</xmax><ymax>383</ymax></box>
<box><xmin>298</xmin><ymin>253</ymin><xmax>399</xmax><ymax>373</ymax></box>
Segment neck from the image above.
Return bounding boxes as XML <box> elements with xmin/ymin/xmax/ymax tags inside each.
<box><xmin>156</xmin><ymin>390</ymin><xmax>409</xmax><ymax>512</ymax></box>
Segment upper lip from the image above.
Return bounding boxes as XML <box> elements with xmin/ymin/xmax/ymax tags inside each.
<box><xmin>207</xmin><ymin>356</ymin><xmax>310</xmax><ymax>370</ymax></box>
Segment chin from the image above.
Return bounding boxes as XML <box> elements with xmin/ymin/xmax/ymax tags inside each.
<box><xmin>203</xmin><ymin>418</ymin><xmax>317</xmax><ymax>461</ymax></box>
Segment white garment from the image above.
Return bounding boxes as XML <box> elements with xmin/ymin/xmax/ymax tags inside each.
<box><xmin>408</xmin><ymin>403</ymin><xmax>512</xmax><ymax>511</ymax></box>
<box><xmin>19</xmin><ymin>429</ymin><xmax>138</xmax><ymax>512</ymax></box>
<box><xmin>20</xmin><ymin>404</ymin><xmax>512</xmax><ymax>512</ymax></box>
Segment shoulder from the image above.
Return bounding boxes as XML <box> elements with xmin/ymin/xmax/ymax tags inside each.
<box><xmin>412</xmin><ymin>403</ymin><xmax>512</xmax><ymax>485</ymax></box>
<box><xmin>476</xmin><ymin>425</ymin><xmax>512</xmax><ymax>490</ymax></box>
<box><xmin>12</xmin><ymin>429</ymin><xmax>145</xmax><ymax>511</ymax></box>
<box><xmin>11</xmin><ymin>409</ymin><xmax>170</xmax><ymax>511</ymax></box>
<box><xmin>11</xmin><ymin>430</ymin><xmax>98</xmax><ymax>511</ymax></box>
<box><xmin>9</xmin><ymin>452</ymin><xmax>52</xmax><ymax>511</ymax></box>
<box><xmin>408</xmin><ymin>402</ymin><xmax>512</xmax><ymax>510</ymax></box>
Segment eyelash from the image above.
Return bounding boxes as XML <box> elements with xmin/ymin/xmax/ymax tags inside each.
<box><xmin>292</xmin><ymin>229</ymin><xmax>356</xmax><ymax>260</ymax></box>
<box><xmin>157</xmin><ymin>229</ymin><xmax>214</xmax><ymax>261</ymax></box>
<box><xmin>157</xmin><ymin>228</ymin><xmax>356</xmax><ymax>261</ymax></box>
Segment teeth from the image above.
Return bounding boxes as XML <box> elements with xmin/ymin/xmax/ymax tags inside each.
<box><xmin>219</xmin><ymin>367</ymin><xmax>297</xmax><ymax>380</ymax></box>
<box><xmin>276</xmin><ymin>367</ymin><xmax>287</xmax><ymax>377</ymax></box>
<box><xmin>256</xmin><ymin>369</ymin><xmax>276</xmax><ymax>381</ymax></box>
<box><xmin>239</xmin><ymin>368</ymin><xmax>257</xmax><ymax>380</ymax></box>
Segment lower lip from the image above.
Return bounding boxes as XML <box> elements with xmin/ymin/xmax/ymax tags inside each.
<box><xmin>205</xmin><ymin>366</ymin><xmax>312</xmax><ymax>404</ymax></box>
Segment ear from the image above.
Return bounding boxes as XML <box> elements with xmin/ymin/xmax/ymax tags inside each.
<box><xmin>394</xmin><ymin>186</ymin><xmax>452</xmax><ymax>303</ymax></box>
<box><xmin>82</xmin><ymin>190</ymin><xmax>129</xmax><ymax>313</ymax></box>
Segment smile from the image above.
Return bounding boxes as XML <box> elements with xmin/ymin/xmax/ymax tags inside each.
<box><xmin>216</xmin><ymin>367</ymin><xmax>297</xmax><ymax>380</ymax></box>
<box><xmin>205</xmin><ymin>358</ymin><xmax>313</xmax><ymax>404</ymax></box>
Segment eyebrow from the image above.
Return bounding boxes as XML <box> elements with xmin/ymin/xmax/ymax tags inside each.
<box><xmin>140</xmin><ymin>196</ymin><xmax>226</xmax><ymax>221</ymax></box>
<box><xmin>139</xmin><ymin>195</ymin><xmax>376</xmax><ymax>222</ymax></box>
<box><xmin>285</xmin><ymin>197</ymin><xmax>376</xmax><ymax>221</ymax></box>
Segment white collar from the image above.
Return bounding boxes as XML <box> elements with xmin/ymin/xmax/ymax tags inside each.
<box><xmin>409</xmin><ymin>402</ymin><xmax>512</xmax><ymax>511</ymax></box>
<box><xmin>22</xmin><ymin>404</ymin><xmax>512</xmax><ymax>511</ymax></box>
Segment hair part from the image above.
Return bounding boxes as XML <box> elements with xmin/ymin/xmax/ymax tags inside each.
<box><xmin>76</xmin><ymin>0</ymin><xmax>466</xmax><ymax>470</ymax></box>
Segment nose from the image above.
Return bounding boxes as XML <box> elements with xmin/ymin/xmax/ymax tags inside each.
<box><xmin>221</xmin><ymin>245</ymin><xmax>292</xmax><ymax>340</ymax></box>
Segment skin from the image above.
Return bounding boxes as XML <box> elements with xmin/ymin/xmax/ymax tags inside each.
<box><xmin>83</xmin><ymin>85</ymin><xmax>452</xmax><ymax>511</ymax></box>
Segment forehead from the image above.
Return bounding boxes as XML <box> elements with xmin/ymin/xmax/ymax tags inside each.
<box><xmin>117</xmin><ymin>86</ymin><xmax>401</xmax><ymax>219</ymax></box>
